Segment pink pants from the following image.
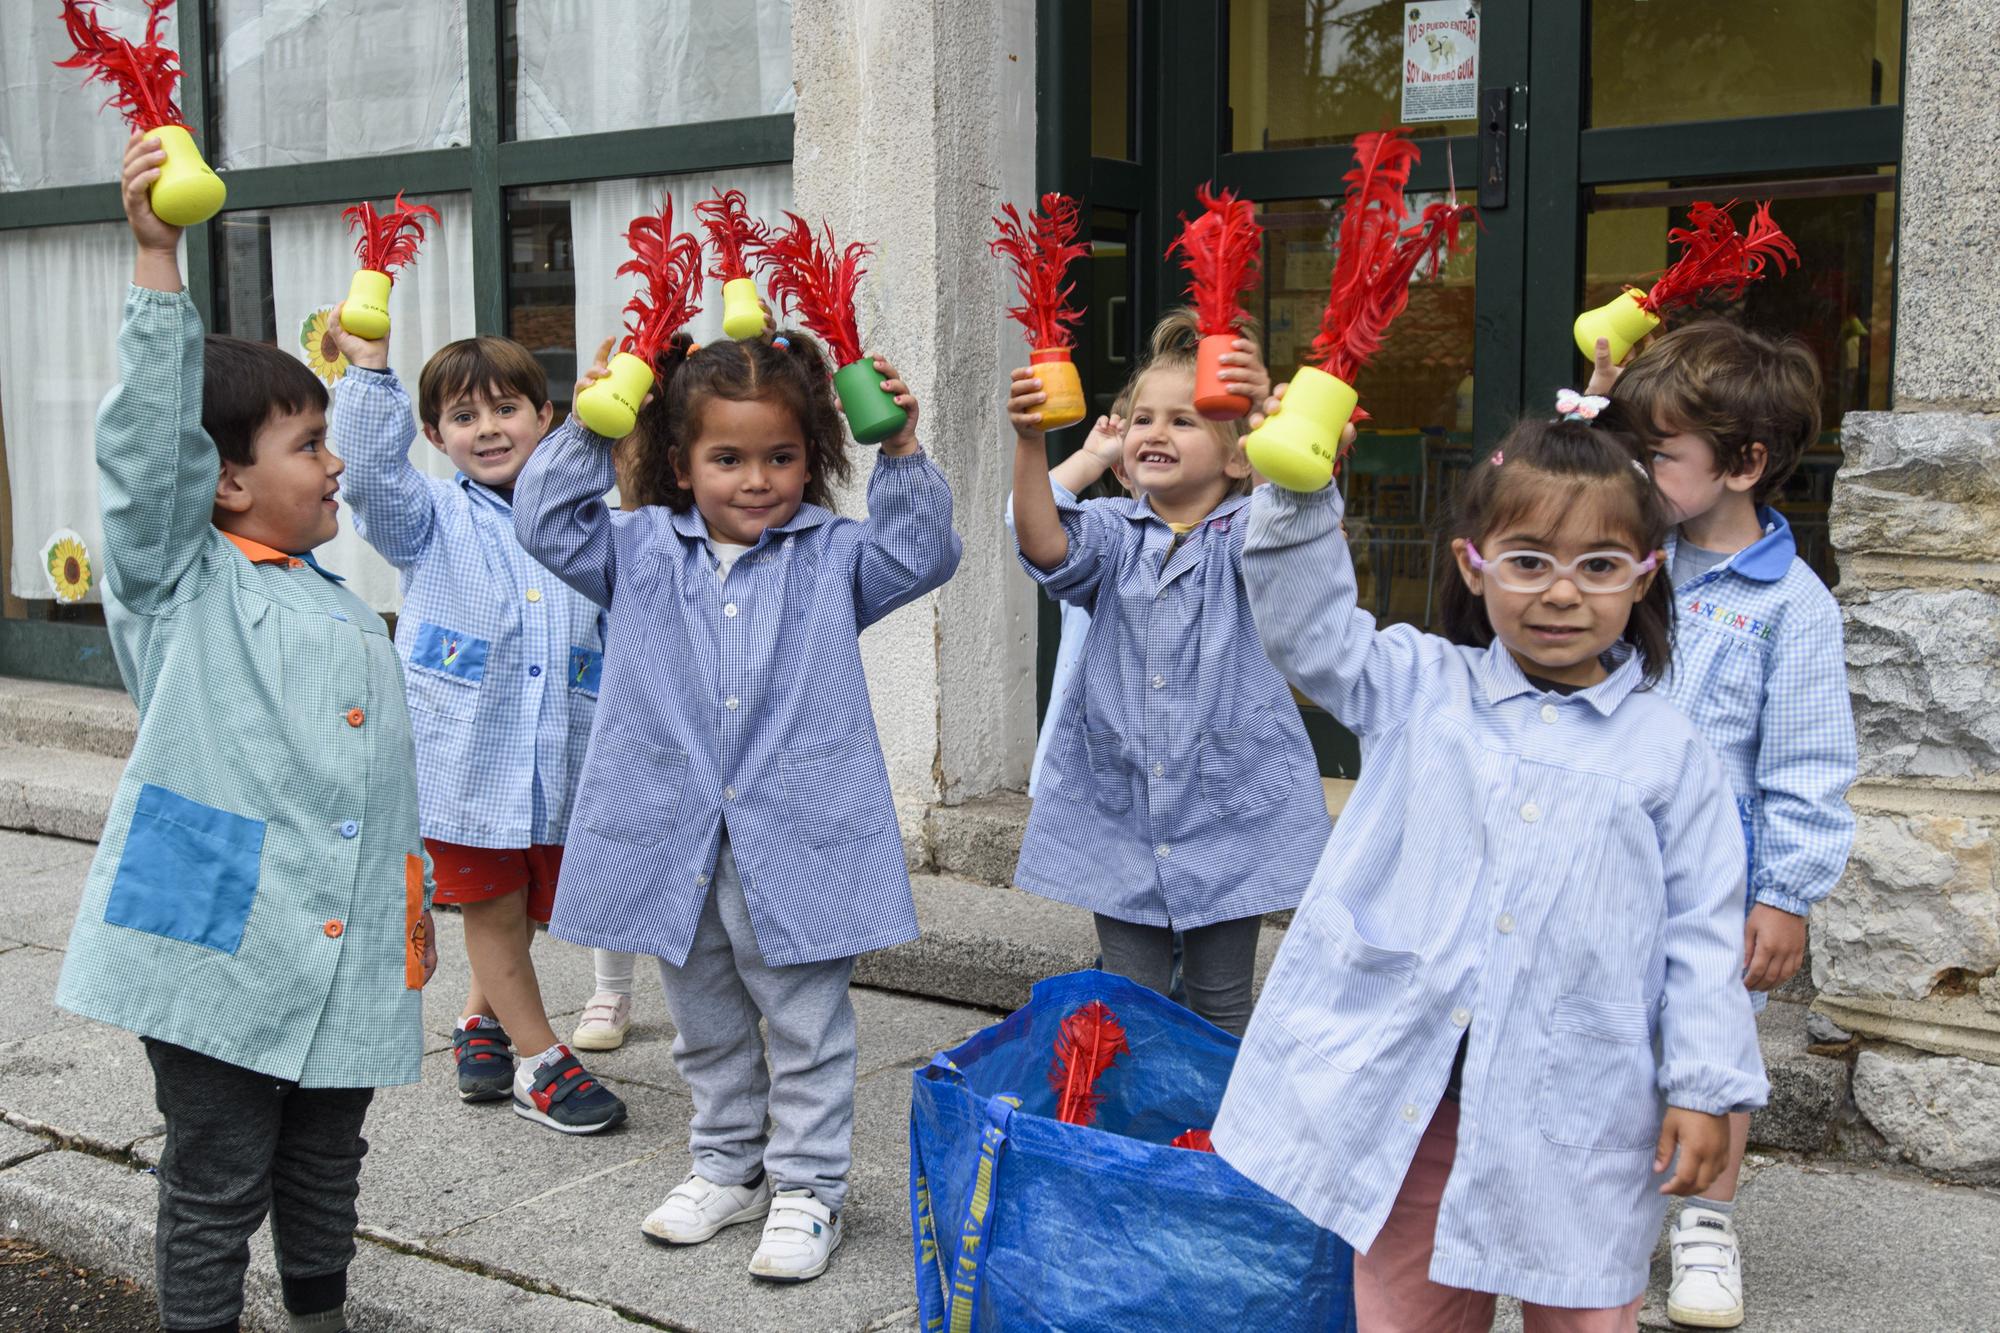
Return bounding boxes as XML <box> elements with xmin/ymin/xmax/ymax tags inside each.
<box><xmin>1354</xmin><ymin>1100</ymin><xmax>1644</xmax><ymax>1333</ymax></box>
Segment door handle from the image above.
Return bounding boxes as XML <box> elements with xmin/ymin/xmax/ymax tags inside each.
<box><xmin>1479</xmin><ymin>87</ymin><xmax>1510</xmax><ymax>209</ymax></box>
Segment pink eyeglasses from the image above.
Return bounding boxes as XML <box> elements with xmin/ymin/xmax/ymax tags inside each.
<box><xmin>1465</xmin><ymin>544</ymin><xmax>1659</xmax><ymax>594</ymax></box>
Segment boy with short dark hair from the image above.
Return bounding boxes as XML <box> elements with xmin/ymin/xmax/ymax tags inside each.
<box><xmin>56</xmin><ymin>131</ymin><xmax>437</xmax><ymax>1333</ymax></box>
<box><xmin>327</xmin><ymin>313</ymin><xmax>626</xmax><ymax>1134</ymax></box>
<box><xmin>1599</xmin><ymin>321</ymin><xmax>1857</xmax><ymax>1330</ymax></box>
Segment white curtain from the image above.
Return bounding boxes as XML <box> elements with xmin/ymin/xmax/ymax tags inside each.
<box><xmin>554</xmin><ymin>165</ymin><xmax>795</xmax><ymax>369</ymax></box>
<box><xmin>0</xmin><ymin>223</ymin><xmax>184</xmax><ymax>599</ymax></box>
<box><xmin>266</xmin><ymin>194</ymin><xmax>476</xmax><ymax>610</ymax></box>
<box><xmin>0</xmin><ymin>0</ymin><xmax>181</xmax><ymax>192</ymax></box>
<box><xmin>212</xmin><ymin>0</ymin><xmax>469</xmax><ymax>168</ymax></box>
<box><xmin>513</xmin><ymin>0</ymin><xmax>794</xmax><ymax>139</ymax></box>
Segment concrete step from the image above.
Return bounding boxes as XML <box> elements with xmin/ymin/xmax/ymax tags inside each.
<box><xmin>0</xmin><ymin>740</ymin><xmax>121</xmax><ymax>843</ymax></box>
<box><xmin>0</xmin><ymin>676</ymin><xmax>135</xmax><ymax>760</ymax></box>
<box><xmin>1750</xmin><ymin>998</ymin><xmax>1854</xmax><ymax>1156</ymax></box>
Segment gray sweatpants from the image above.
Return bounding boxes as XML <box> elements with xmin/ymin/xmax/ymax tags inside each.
<box><xmin>656</xmin><ymin>839</ymin><xmax>858</xmax><ymax>1211</ymax></box>
<box><xmin>144</xmin><ymin>1038</ymin><xmax>372</xmax><ymax>1330</ymax></box>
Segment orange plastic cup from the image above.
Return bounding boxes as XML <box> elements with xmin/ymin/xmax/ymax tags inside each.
<box><xmin>1194</xmin><ymin>333</ymin><xmax>1249</xmax><ymax>420</ymax></box>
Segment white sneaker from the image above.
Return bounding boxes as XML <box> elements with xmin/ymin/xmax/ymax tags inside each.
<box><xmin>747</xmin><ymin>1188</ymin><xmax>843</xmax><ymax>1283</ymax></box>
<box><xmin>1667</xmin><ymin>1206</ymin><xmax>1745</xmax><ymax>1328</ymax></box>
<box><xmin>640</xmin><ymin>1172</ymin><xmax>772</xmax><ymax>1245</ymax></box>
<box><xmin>570</xmin><ymin>992</ymin><xmax>633</xmax><ymax>1051</ymax></box>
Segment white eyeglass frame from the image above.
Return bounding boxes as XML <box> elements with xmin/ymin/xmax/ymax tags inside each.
<box><xmin>1464</xmin><ymin>544</ymin><xmax>1660</xmax><ymax>594</ymax></box>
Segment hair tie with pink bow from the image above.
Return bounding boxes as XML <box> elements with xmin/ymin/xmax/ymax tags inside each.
<box><xmin>1555</xmin><ymin>388</ymin><xmax>1610</xmax><ymax>422</ymax></box>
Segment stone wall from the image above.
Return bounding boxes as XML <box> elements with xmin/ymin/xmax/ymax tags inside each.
<box><xmin>1817</xmin><ymin>0</ymin><xmax>2000</xmax><ymax>1184</ymax></box>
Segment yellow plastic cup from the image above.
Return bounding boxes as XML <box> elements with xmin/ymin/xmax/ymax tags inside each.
<box><xmin>720</xmin><ymin>277</ymin><xmax>765</xmax><ymax>340</ymax></box>
<box><xmin>1572</xmin><ymin>289</ymin><xmax>1662</xmax><ymax>364</ymax></box>
<box><xmin>575</xmin><ymin>352</ymin><xmax>655</xmax><ymax>439</ymax></box>
<box><xmin>341</xmin><ymin>269</ymin><xmax>393</xmax><ymax>341</ymax></box>
<box><xmin>1029</xmin><ymin>348</ymin><xmax>1086</xmax><ymax>431</ymax></box>
<box><xmin>143</xmin><ymin>124</ymin><xmax>226</xmax><ymax>228</ymax></box>
<box><xmin>1241</xmin><ymin>365</ymin><xmax>1357</xmax><ymax>493</ymax></box>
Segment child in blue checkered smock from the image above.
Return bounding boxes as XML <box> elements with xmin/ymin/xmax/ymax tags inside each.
<box><xmin>1594</xmin><ymin>321</ymin><xmax>1856</xmax><ymax>1330</ymax></box>
<box><xmin>327</xmin><ymin>315</ymin><xmax>628</xmax><ymax>1137</ymax></box>
<box><xmin>1007</xmin><ymin>311</ymin><xmax>1326</xmax><ymax>1037</ymax></box>
<box><xmin>515</xmin><ymin>329</ymin><xmax>960</xmax><ymax>1284</ymax></box>
<box><xmin>1213</xmin><ymin>405</ymin><xmax>1766</xmax><ymax>1331</ymax></box>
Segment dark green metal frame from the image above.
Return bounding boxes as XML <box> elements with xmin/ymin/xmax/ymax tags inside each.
<box><xmin>1033</xmin><ymin>0</ymin><xmax>1906</xmax><ymax>779</ymax></box>
<box><xmin>0</xmin><ymin>0</ymin><xmax>792</xmax><ymax>686</ymax></box>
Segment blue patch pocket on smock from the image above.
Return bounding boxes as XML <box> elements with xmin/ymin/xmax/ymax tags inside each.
<box><xmin>410</xmin><ymin>621</ymin><xmax>489</xmax><ymax>683</ymax></box>
<box><xmin>568</xmin><ymin>646</ymin><xmax>604</xmax><ymax>695</ymax></box>
<box><xmin>104</xmin><ymin>785</ymin><xmax>266</xmax><ymax>954</ymax></box>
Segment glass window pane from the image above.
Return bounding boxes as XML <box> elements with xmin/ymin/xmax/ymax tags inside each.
<box><xmin>1585</xmin><ymin>174</ymin><xmax>1898</xmax><ymax>586</ymax></box>
<box><xmin>1092</xmin><ymin>0</ymin><xmax>1131</xmax><ymax>160</ymax></box>
<box><xmin>1588</xmin><ymin>1</ymin><xmax>1903</xmax><ymax>128</ymax></box>
<box><xmin>1078</xmin><ymin>208</ymin><xmax>1134</xmax><ymax>423</ymax></box>
<box><xmin>1249</xmin><ymin>193</ymin><xmax>1476</xmax><ymax>630</ymax></box>
<box><xmin>211</xmin><ymin>193</ymin><xmax>476</xmax><ymax>609</ymax></box>
<box><xmin>506</xmin><ymin>165</ymin><xmax>796</xmax><ymax>417</ymax></box>
<box><xmin>507</xmin><ymin>1</ymin><xmax>794</xmax><ymax>141</ymax></box>
<box><xmin>211</xmin><ymin>0</ymin><xmax>470</xmax><ymax>168</ymax></box>
<box><xmin>1</xmin><ymin>0</ymin><xmax>181</xmax><ymax>192</ymax></box>
<box><xmin>1230</xmin><ymin>0</ymin><xmax>1475</xmax><ymax>152</ymax></box>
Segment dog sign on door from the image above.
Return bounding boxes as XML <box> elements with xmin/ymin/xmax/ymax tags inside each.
<box><xmin>1402</xmin><ymin>2</ymin><xmax>1480</xmax><ymax>124</ymax></box>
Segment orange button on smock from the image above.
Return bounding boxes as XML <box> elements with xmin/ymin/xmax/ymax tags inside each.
<box><xmin>324</xmin><ymin>920</ymin><xmax>344</xmax><ymax>938</ymax></box>
<box><xmin>346</xmin><ymin>707</ymin><xmax>365</xmax><ymax>727</ymax></box>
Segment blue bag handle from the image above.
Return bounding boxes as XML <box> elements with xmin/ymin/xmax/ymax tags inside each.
<box><xmin>910</xmin><ymin>1059</ymin><xmax>957</xmax><ymax>1330</ymax></box>
<box><xmin>910</xmin><ymin>1069</ymin><xmax>1017</xmax><ymax>1333</ymax></box>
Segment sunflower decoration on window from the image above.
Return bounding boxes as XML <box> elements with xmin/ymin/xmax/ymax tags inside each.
<box><xmin>41</xmin><ymin>529</ymin><xmax>92</xmax><ymax>605</ymax></box>
<box><xmin>300</xmin><ymin>305</ymin><xmax>349</xmax><ymax>384</ymax></box>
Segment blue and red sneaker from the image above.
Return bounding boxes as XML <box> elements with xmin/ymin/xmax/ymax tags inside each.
<box><xmin>453</xmin><ymin>1017</ymin><xmax>514</xmax><ymax>1103</ymax></box>
<box><xmin>513</xmin><ymin>1046</ymin><xmax>628</xmax><ymax>1134</ymax></box>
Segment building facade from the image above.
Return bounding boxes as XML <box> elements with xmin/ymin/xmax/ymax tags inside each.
<box><xmin>0</xmin><ymin>0</ymin><xmax>1992</xmax><ymax>1177</ymax></box>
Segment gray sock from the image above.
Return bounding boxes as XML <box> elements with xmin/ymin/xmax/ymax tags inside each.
<box><xmin>1684</xmin><ymin>1195</ymin><xmax>1737</xmax><ymax>1224</ymax></box>
<box><xmin>290</xmin><ymin>1308</ymin><xmax>347</xmax><ymax>1333</ymax></box>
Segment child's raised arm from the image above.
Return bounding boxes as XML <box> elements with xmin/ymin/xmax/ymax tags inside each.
<box><xmin>513</xmin><ymin>339</ymin><xmax>625</xmax><ymax>607</ymax></box>
<box><xmin>1009</xmin><ymin>366</ymin><xmax>1070</xmax><ymax>570</ymax></box>
<box><xmin>96</xmin><ymin>132</ymin><xmax>218</xmax><ymax>618</ymax></box>
<box><xmin>849</xmin><ymin>355</ymin><xmax>963</xmax><ymax>627</ymax></box>
<box><xmin>326</xmin><ymin>308</ymin><xmax>437</xmax><ymax>568</ymax></box>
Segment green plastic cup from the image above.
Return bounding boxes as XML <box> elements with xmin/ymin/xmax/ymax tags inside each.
<box><xmin>832</xmin><ymin>359</ymin><xmax>909</xmax><ymax>445</ymax></box>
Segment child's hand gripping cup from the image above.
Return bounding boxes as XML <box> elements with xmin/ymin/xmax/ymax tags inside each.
<box><xmin>758</xmin><ymin>212</ymin><xmax>908</xmax><ymax>444</ymax></box>
<box><xmin>339</xmin><ymin>192</ymin><xmax>441</xmax><ymax>341</ymax></box>
<box><xmin>1167</xmin><ymin>185</ymin><xmax>1264</xmax><ymax>421</ymax></box>
<box><xmin>57</xmin><ymin>0</ymin><xmax>225</xmax><ymax>227</ymax></box>
<box><xmin>1571</xmin><ymin>199</ymin><xmax>1797</xmax><ymax>364</ymax></box>
<box><xmin>990</xmin><ymin>193</ymin><xmax>1093</xmax><ymax>431</ymax></box>
<box><xmin>695</xmin><ymin>188</ymin><xmax>772</xmax><ymax>341</ymax></box>
<box><xmin>576</xmin><ymin>196</ymin><xmax>706</xmax><ymax>439</ymax></box>
<box><xmin>1243</xmin><ymin>128</ymin><xmax>1475</xmax><ymax>491</ymax></box>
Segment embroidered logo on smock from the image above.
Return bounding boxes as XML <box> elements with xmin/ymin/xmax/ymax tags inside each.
<box><xmin>1684</xmin><ymin>596</ymin><xmax>1775</xmax><ymax>641</ymax></box>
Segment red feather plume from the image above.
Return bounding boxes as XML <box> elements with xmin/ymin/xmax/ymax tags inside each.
<box><xmin>757</xmin><ymin>212</ymin><xmax>871</xmax><ymax>367</ymax></box>
<box><xmin>695</xmin><ymin>188</ymin><xmax>767</xmax><ymax>283</ymax></box>
<box><xmin>1309</xmin><ymin>129</ymin><xmax>1475</xmax><ymax>383</ymax></box>
<box><xmin>343</xmin><ymin>193</ymin><xmax>442</xmax><ymax>276</ymax></box>
<box><xmin>1638</xmin><ymin>200</ymin><xmax>1798</xmax><ymax>317</ymax></box>
<box><xmin>613</xmin><ymin>196</ymin><xmax>706</xmax><ymax>364</ymax></box>
<box><xmin>1167</xmin><ymin>184</ymin><xmax>1263</xmax><ymax>337</ymax></box>
<box><xmin>1171</xmin><ymin>1128</ymin><xmax>1215</xmax><ymax>1153</ymax></box>
<box><xmin>989</xmin><ymin>192</ymin><xmax>1092</xmax><ymax>351</ymax></box>
<box><xmin>54</xmin><ymin>0</ymin><xmax>187</xmax><ymax>133</ymax></box>
<box><xmin>1047</xmin><ymin>1000</ymin><xmax>1129</xmax><ymax>1127</ymax></box>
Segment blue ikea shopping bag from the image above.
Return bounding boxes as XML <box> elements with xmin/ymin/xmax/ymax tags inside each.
<box><xmin>908</xmin><ymin>970</ymin><xmax>1357</xmax><ymax>1332</ymax></box>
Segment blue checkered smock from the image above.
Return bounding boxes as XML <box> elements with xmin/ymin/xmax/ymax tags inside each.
<box><xmin>333</xmin><ymin>366</ymin><xmax>604</xmax><ymax>849</ymax></box>
<box><xmin>513</xmin><ymin>418</ymin><xmax>962</xmax><ymax>967</ymax></box>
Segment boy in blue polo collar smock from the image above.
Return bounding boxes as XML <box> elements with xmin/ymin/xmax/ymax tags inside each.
<box><xmin>1598</xmin><ymin>321</ymin><xmax>1857</xmax><ymax>1330</ymax></box>
<box><xmin>326</xmin><ymin>309</ymin><xmax>626</xmax><ymax>1136</ymax></box>
<box><xmin>55</xmin><ymin>132</ymin><xmax>437</xmax><ymax>1333</ymax></box>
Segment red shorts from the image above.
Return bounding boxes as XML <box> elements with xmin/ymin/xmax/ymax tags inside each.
<box><xmin>424</xmin><ymin>840</ymin><xmax>564</xmax><ymax>924</ymax></box>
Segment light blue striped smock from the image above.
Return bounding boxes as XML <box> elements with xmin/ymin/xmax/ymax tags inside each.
<box><xmin>1212</xmin><ymin>481</ymin><xmax>1767</xmax><ymax>1310</ymax></box>
<box><xmin>334</xmin><ymin>366</ymin><xmax>605</xmax><ymax>849</ymax></box>
<box><xmin>1663</xmin><ymin>508</ymin><xmax>1856</xmax><ymax>919</ymax></box>
<box><xmin>1011</xmin><ymin>488</ymin><xmax>1330</xmax><ymax>929</ymax></box>
<box><xmin>513</xmin><ymin>418</ymin><xmax>962</xmax><ymax>967</ymax></box>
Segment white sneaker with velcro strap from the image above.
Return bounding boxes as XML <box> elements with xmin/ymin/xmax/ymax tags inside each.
<box><xmin>747</xmin><ymin>1187</ymin><xmax>843</xmax><ymax>1283</ymax></box>
<box><xmin>640</xmin><ymin>1172</ymin><xmax>772</xmax><ymax>1245</ymax></box>
<box><xmin>1667</xmin><ymin>1205</ymin><xmax>1745</xmax><ymax>1328</ymax></box>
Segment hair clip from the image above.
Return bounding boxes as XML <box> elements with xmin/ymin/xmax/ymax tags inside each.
<box><xmin>685</xmin><ymin>341</ymin><xmax>702</xmax><ymax>357</ymax></box>
<box><xmin>1555</xmin><ymin>388</ymin><xmax>1610</xmax><ymax>422</ymax></box>
<box><xmin>1631</xmin><ymin>458</ymin><xmax>1650</xmax><ymax>480</ymax></box>
<box><xmin>771</xmin><ymin>334</ymin><xmax>790</xmax><ymax>349</ymax></box>
<box><xmin>1489</xmin><ymin>449</ymin><xmax>1504</xmax><ymax>466</ymax></box>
